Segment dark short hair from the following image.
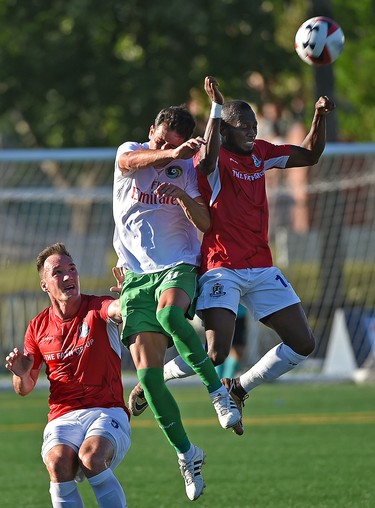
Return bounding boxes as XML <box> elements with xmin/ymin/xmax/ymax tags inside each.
<box><xmin>222</xmin><ymin>100</ymin><xmax>254</xmax><ymax>124</ymax></box>
<box><xmin>36</xmin><ymin>243</ymin><xmax>72</xmax><ymax>275</ymax></box>
<box><xmin>154</xmin><ymin>106</ymin><xmax>195</xmax><ymax>141</ymax></box>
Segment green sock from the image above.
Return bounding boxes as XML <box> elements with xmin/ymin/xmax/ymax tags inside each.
<box><xmin>137</xmin><ymin>367</ymin><xmax>190</xmax><ymax>453</ymax></box>
<box><xmin>156</xmin><ymin>306</ymin><xmax>221</xmax><ymax>393</ymax></box>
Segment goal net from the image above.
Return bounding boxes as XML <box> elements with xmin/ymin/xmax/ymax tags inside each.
<box><xmin>1</xmin><ymin>144</ymin><xmax>374</xmax><ymax>380</ymax></box>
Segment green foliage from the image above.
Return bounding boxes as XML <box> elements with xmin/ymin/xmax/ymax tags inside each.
<box><xmin>283</xmin><ymin>0</ymin><xmax>375</xmax><ymax>141</ymax></box>
<box><xmin>330</xmin><ymin>0</ymin><xmax>375</xmax><ymax>141</ymax></box>
<box><xmin>0</xmin><ymin>0</ymin><xmax>373</xmax><ymax>147</ymax></box>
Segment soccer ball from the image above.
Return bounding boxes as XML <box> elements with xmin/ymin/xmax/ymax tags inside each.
<box><xmin>295</xmin><ymin>16</ymin><xmax>345</xmax><ymax>66</ymax></box>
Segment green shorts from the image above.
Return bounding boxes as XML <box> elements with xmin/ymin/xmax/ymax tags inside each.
<box><xmin>120</xmin><ymin>263</ymin><xmax>198</xmax><ymax>346</ymax></box>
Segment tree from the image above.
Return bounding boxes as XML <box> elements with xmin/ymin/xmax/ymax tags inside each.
<box><xmin>0</xmin><ymin>0</ymin><xmax>300</xmax><ymax>147</ymax></box>
<box><xmin>0</xmin><ymin>0</ymin><xmax>373</xmax><ymax>148</ymax></box>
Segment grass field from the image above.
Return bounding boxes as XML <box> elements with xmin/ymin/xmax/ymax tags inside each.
<box><xmin>1</xmin><ymin>381</ymin><xmax>374</xmax><ymax>508</ymax></box>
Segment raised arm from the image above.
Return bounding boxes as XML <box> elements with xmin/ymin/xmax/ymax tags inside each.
<box><xmin>286</xmin><ymin>96</ymin><xmax>335</xmax><ymax>168</ymax></box>
<box><xmin>118</xmin><ymin>137</ymin><xmax>205</xmax><ymax>174</ymax></box>
<box><xmin>5</xmin><ymin>347</ymin><xmax>39</xmax><ymax>396</ymax></box>
<box><xmin>196</xmin><ymin>76</ymin><xmax>224</xmax><ymax>176</ymax></box>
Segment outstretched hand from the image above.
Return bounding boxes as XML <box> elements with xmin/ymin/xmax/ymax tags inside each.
<box><xmin>172</xmin><ymin>136</ymin><xmax>206</xmax><ymax>160</ymax></box>
<box><xmin>110</xmin><ymin>266</ymin><xmax>125</xmax><ymax>294</ymax></box>
<box><xmin>315</xmin><ymin>96</ymin><xmax>335</xmax><ymax>115</ymax></box>
<box><xmin>5</xmin><ymin>347</ymin><xmax>34</xmax><ymax>376</ymax></box>
<box><xmin>204</xmin><ymin>76</ymin><xmax>224</xmax><ymax>105</ymax></box>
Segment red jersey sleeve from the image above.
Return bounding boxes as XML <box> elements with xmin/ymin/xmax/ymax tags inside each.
<box><xmin>89</xmin><ymin>295</ymin><xmax>114</xmax><ymax>321</ymax></box>
<box><xmin>24</xmin><ymin>320</ymin><xmax>44</xmax><ymax>370</ymax></box>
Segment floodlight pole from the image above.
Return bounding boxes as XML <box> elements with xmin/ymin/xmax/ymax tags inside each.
<box><xmin>309</xmin><ymin>0</ymin><xmax>345</xmax><ymax>355</ymax></box>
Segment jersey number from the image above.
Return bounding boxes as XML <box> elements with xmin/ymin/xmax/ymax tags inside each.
<box><xmin>275</xmin><ymin>274</ymin><xmax>288</xmax><ymax>288</ymax></box>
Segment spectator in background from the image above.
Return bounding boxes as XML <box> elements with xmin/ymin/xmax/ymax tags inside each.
<box><xmin>5</xmin><ymin>242</ymin><xmax>131</xmax><ymax>508</ymax></box>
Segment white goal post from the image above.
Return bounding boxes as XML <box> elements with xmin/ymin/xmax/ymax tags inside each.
<box><xmin>1</xmin><ymin>144</ymin><xmax>374</xmax><ymax>380</ymax></box>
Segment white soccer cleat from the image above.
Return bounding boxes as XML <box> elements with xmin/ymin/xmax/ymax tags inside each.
<box><xmin>178</xmin><ymin>446</ymin><xmax>206</xmax><ymax>501</ymax></box>
<box><xmin>212</xmin><ymin>390</ymin><xmax>242</xmax><ymax>431</ymax></box>
<box><xmin>128</xmin><ymin>382</ymin><xmax>149</xmax><ymax>416</ymax></box>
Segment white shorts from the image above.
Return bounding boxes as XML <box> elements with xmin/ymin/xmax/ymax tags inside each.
<box><xmin>196</xmin><ymin>267</ymin><xmax>301</xmax><ymax>321</ymax></box>
<box><xmin>41</xmin><ymin>407</ymin><xmax>131</xmax><ymax>473</ymax></box>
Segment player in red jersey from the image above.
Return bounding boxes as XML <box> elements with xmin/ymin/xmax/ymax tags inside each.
<box><xmin>5</xmin><ymin>243</ymin><xmax>131</xmax><ymax>508</ymax></box>
<box><xmin>161</xmin><ymin>76</ymin><xmax>335</xmax><ymax>434</ymax></box>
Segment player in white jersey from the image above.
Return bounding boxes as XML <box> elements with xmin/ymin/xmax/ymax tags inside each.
<box><xmin>113</xmin><ymin>141</ymin><xmax>202</xmax><ymax>273</ymax></box>
<box><xmin>113</xmin><ymin>105</ymin><xmax>241</xmax><ymax>501</ymax></box>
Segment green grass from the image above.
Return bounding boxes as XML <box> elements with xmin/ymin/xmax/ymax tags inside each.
<box><xmin>1</xmin><ymin>382</ymin><xmax>375</xmax><ymax>507</ymax></box>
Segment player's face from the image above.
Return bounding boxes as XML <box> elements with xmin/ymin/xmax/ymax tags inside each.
<box><xmin>41</xmin><ymin>254</ymin><xmax>80</xmax><ymax>302</ymax></box>
<box><xmin>221</xmin><ymin>109</ymin><xmax>258</xmax><ymax>154</ymax></box>
<box><xmin>149</xmin><ymin>124</ymin><xmax>186</xmax><ymax>150</ymax></box>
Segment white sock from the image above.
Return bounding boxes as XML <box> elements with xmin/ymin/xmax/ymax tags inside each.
<box><xmin>239</xmin><ymin>343</ymin><xmax>307</xmax><ymax>393</ymax></box>
<box><xmin>88</xmin><ymin>468</ymin><xmax>127</xmax><ymax>508</ymax></box>
<box><xmin>163</xmin><ymin>343</ymin><xmax>206</xmax><ymax>382</ymax></box>
<box><xmin>208</xmin><ymin>384</ymin><xmax>227</xmax><ymax>400</ymax></box>
<box><xmin>49</xmin><ymin>480</ymin><xmax>84</xmax><ymax>508</ymax></box>
<box><xmin>177</xmin><ymin>444</ymin><xmax>195</xmax><ymax>462</ymax></box>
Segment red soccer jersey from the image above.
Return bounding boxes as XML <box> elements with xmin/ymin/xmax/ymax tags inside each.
<box><xmin>195</xmin><ymin>140</ymin><xmax>291</xmax><ymax>273</ymax></box>
<box><xmin>24</xmin><ymin>294</ymin><xmax>128</xmax><ymax>422</ymax></box>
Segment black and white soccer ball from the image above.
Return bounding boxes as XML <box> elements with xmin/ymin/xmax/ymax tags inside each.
<box><xmin>295</xmin><ymin>16</ymin><xmax>345</xmax><ymax>66</ymax></box>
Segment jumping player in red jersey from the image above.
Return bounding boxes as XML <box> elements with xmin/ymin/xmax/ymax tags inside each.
<box><xmin>159</xmin><ymin>76</ymin><xmax>335</xmax><ymax>434</ymax></box>
<box><xmin>5</xmin><ymin>243</ymin><xmax>131</xmax><ymax>508</ymax></box>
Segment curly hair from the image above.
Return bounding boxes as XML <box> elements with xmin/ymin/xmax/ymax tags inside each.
<box><xmin>222</xmin><ymin>100</ymin><xmax>254</xmax><ymax>124</ymax></box>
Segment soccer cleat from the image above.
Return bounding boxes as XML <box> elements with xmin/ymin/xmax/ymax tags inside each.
<box><xmin>128</xmin><ymin>382</ymin><xmax>149</xmax><ymax>416</ymax></box>
<box><xmin>211</xmin><ymin>389</ymin><xmax>242</xmax><ymax>431</ymax></box>
<box><xmin>221</xmin><ymin>377</ymin><xmax>249</xmax><ymax>435</ymax></box>
<box><xmin>178</xmin><ymin>446</ymin><xmax>206</xmax><ymax>501</ymax></box>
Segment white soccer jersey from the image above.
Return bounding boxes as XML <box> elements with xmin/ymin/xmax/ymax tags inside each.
<box><xmin>113</xmin><ymin>141</ymin><xmax>202</xmax><ymax>273</ymax></box>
